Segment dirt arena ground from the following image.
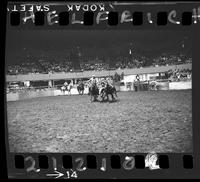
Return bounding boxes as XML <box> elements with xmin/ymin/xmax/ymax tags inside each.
<box><xmin>7</xmin><ymin>90</ymin><xmax>192</xmax><ymax>153</ymax></box>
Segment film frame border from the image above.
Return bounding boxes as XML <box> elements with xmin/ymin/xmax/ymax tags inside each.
<box><xmin>6</xmin><ymin>1</ymin><xmax>200</xmax><ymax>28</ymax></box>
<box><xmin>2</xmin><ymin>0</ymin><xmax>200</xmax><ymax>179</ymax></box>
<box><xmin>7</xmin><ymin>153</ymin><xmax>197</xmax><ymax>179</ymax></box>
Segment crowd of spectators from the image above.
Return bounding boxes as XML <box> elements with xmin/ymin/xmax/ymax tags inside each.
<box><xmin>115</xmin><ymin>55</ymin><xmax>149</xmax><ymax>69</ymax></box>
<box><xmin>7</xmin><ymin>59</ymin><xmax>73</xmax><ymax>75</ymax></box>
<box><xmin>80</xmin><ymin>62</ymin><xmax>109</xmax><ymax>71</ymax></box>
<box><xmin>165</xmin><ymin>68</ymin><xmax>192</xmax><ymax>81</ymax></box>
<box><xmin>6</xmin><ymin>53</ymin><xmax>192</xmax><ymax>75</ymax></box>
<box><xmin>152</xmin><ymin>53</ymin><xmax>192</xmax><ymax>67</ymax></box>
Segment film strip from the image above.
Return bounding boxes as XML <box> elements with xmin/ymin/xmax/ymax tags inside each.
<box><xmin>8</xmin><ymin>9</ymin><xmax>197</xmax><ymax>26</ymax></box>
<box><xmin>7</xmin><ymin>153</ymin><xmax>193</xmax><ymax>179</ymax></box>
<box><xmin>3</xmin><ymin>0</ymin><xmax>200</xmax><ymax>179</ymax></box>
<box><xmin>7</xmin><ymin>5</ymin><xmax>200</xmax><ymax>26</ymax></box>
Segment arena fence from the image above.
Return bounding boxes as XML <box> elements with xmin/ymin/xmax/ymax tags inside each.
<box><xmin>6</xmin><ymin>80</ymin><xmax>192</xmax><ymax>102</ymax></box>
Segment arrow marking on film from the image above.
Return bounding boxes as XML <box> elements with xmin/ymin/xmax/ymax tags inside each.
<box><xmin>46</xmin><ymin>171</ymin><xmax>64</xmax><ymax>179</ymax></box>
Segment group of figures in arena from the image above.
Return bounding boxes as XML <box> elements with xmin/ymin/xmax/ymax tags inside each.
<box><xmin>60</xmin><ymin>75</ymin><xmax>117</xmax><ymax>102</ymax></box>
<box><xmin>60</xmin><ymin>82</ymin><xmax>73</xmax><ymax>95</ymax></box>
<box><xmin>88</xmin><ymin>75</ymin><xmax>117</xmax><ymax>102</ymax></box>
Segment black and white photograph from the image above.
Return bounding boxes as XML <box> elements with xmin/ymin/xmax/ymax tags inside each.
<box><xmin>6</xmin><ymin>29</ymin><xmax>192</xmax><ymax>153</ymax></box>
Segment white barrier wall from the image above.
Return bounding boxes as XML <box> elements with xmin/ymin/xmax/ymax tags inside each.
<box><xmin>6</xmin><ymin>88</ymin><xmax>90</xmax><ymax>102</ymax></box>
<box><xmin>169</xmin><ymin>81</ymin><xmax>192</xmax><ymax>90</ymax></box>
<box><xmin>6</xmin><ymin>92</ymin><xmax>19</xmax><ymax>101</ymax></box>
<box><xmin>156</xmin><ymin>82</ymin><xmax>169</xmax><ymax>90</ymax></box>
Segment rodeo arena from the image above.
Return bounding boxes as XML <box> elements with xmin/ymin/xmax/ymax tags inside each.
<box><xmin>6</xmin><ymin>45</ymin><xmax>192</xmax><ymax>153</ymax></box>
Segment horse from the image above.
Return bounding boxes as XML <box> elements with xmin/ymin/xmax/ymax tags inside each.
<box><xmin>100</xmin><ymin>84</ymin><xmax>117</xmax><ymax>102</ymax></box>
<box><xmin>149</xmin><ymin>80</ymin><xmax>159</xmax><ymax>91</ymax></box>
<box><xmin>88</xmin><ymin>82</ymin><xmax>99</xmax><ymax>102</ymax></box>
<box><xmin>77</xmin><ymin>82</ymin><xmax>84</xmax><ymax>95</ymax></box>
<box><xmin>60</xmin><ymin>84</ymin><xmax>72</xmax><ymax>95</ymax></box>
<box><xmin>61</xmin><ymin>85</ymin><xmax>67</xmax><ymax>94</ymax></box>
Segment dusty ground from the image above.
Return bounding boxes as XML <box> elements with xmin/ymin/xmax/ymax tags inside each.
<box><xmin>7</xmin><ymin>90</ymin><xmax>192</xmax><ymax>153</ymax></box>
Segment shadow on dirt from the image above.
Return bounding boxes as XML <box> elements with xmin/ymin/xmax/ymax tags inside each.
<box><xmin>100</xmin><ymin>99</ymin><xmax>119</xmax><ymax>103</ymax></box>
<box><xmin>90</xmin><ymin>98</ymin><xmax>119</xmax><ymax>103</ymax></box>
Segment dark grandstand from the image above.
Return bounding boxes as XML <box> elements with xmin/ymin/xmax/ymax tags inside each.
<box><xmin>6</xmin><ymin>30</ymin><xmax>192</xmax><ymax>75</ymax></box>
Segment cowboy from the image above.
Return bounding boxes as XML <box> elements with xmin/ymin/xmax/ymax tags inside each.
<box><xmin>99</xmin><ymin>78</ymin><xmax>107</xmax><ymax>94</ymax></box>
<box><xmin>106</xmin><ymin>77</ymin><xmax>114</xmax><ymax>88</ymax></box>
<box><xmin>89</xmin><ymin>75</ymin><xmax>99</xmax><ymax>101</ymax></box>
<box><xmin>136</xmin><ymin>74</ymin><xmax>140</xmax><ymax>81</ymax></box>
<box><xmin>89</xmin><ymin>75</ymin><xmax>97</xmax><ymax>85</ymax></box>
